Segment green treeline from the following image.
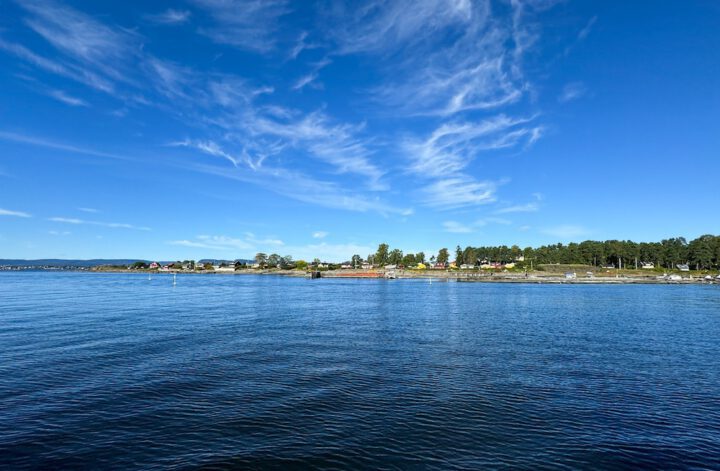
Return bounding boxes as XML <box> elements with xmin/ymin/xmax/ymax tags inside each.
<box><xmin>365</xmin><ymin>235</ymin><xmax>720</xmax><ymax>270</ymax></box>
<box><xmin>455</xmin><ymin>235</ymin><xmax>720</xmax><ymax>270</ymax></box>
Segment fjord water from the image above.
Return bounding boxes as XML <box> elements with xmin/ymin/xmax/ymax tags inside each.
<box><xmin>1</xmin><ymin>273</ymin><xmax>719</xmax><ymax>469</ymax></box>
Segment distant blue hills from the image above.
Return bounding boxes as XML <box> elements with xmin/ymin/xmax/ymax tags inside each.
<box><xmin>0</xmin><ymin>259</ymin><xmax>253</xmax><ymax>267</ymax></box>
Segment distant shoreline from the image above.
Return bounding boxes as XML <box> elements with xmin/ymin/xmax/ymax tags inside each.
<box><xmin>10</xmin><ymin>267</ymin><xmax>717</xmax><ymax>285</ymax></box>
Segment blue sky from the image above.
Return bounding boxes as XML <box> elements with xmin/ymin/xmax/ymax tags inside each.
<box><xmin>1</xmin><ymin>0</ymin><xmax>719</xmax><ymax>261</ymax></box>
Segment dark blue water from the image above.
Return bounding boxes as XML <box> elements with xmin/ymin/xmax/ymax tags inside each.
<box><xmin>1</xmin><ymin>272</ymin><xmax>719</xmax><ymax>469</ymax></box>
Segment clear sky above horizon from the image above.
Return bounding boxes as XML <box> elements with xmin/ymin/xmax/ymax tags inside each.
<box><xmin>1</xmin><ymin>0</ymin><xmax>719</xmax><ymax>261</ymax></box>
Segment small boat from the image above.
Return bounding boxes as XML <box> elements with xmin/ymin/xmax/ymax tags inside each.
<box><xmin>384</xmin><ymin>270</ymin><xmax>396</xmax><ymax>279</ymax></box>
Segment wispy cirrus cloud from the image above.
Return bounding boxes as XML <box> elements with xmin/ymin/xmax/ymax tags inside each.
<box><xmin>443</xmin><ymin>221</ymin><xmax>473</xmax><ymax>233</ymax></box>
<box><xmin>578</xmin><ymin>15</ymin><xmax>598</xmax><ymax>41</ymax></box>
<box><xmin>0</xmin><ymin>0</ymin><xmax>562</xmax><ymax>224</ymax></box>
<box><xmin>328</xmin><ymin>0</ymin><xmax>474</xmax><ymax>55</ymax></box>
<box><xmin>443</xmin><ymin>217</ymin><xmax>511</xmax><ymax>233</ymax></box>
<box><xmin>46</xmin><ymin>89</ymin><xmax>88</xmax><ymax>107</ymax></box>
<box><xmin>494</xmin><ymin>192</ymin><xmax>543</xmax><ymax>214</ymax></box>
<box><xmin>558</xmin><ymin>81</ymin><xmax>587</xmax><ymax>103</ymax></box>
<box><xmin>327</xmin><ymin>0</ymin><xmax>532</xmax><ymax>117</ymax></box>
<box><xmin>0</xmin><ymin>38</ymin><xmax>115</xmax><ymax>93</ymax></box>
<box><xmin>78</xmin><ymin>207</ymin><xmax>100</xmax><ymax>213</ymax></box>
<box><xmin>319</xmin><ymin>0</ymin><xmax>553</xmax><ymax>215</ymax></box>
<box><xmin>564</xmin><ymin>15</ymin><xmax>598</xmax><ymax>56</ymax></box>
<box><xmin>289</xmin><ymin>31</ymin><xmax>320</xmax><ymax>60</ymax></box>
<box><xmin>171</xmin><ymin>139</ymin><xmax>242</xmax><ymax>168</ymax></box>
<box><xmin>312</xmin><ymin>231</ymin><xmax>328</xmax><ymax>239</ymax></box>
<box><xmin>292</xmin><ymin>72</ymin><xmax>318</xmax><ymax>91</ymax></box>
<box><xmin>217</xmin><ymin>108</ymin><xmax>388</xmax><ymax>189</ymax></box>
<box><xmin>48</xmin><ymin>217</ymin><xmax>151</xmax><ymax>231</ymax></box>
<box><xmin>193</xmin><ymin>161</ymin><xmax>411</xmax><ymax>216</ymax></box>
<box><xmin>292</xmin><ymin>57</ymin><xmax>330</xmax><ymax>90</ymax></box>
<box><xmin>422</xmin><ymin>177</ymin><xmax>498</xmax><ymax>209</ymax></box>
<box><xmin>405</xmin><ymin>114</ymin><xmax>541</xmax><ymax>210</ymax></box>
<box><xmin>0</xmin><ymin>131</ymin><xmax>133</xmax><ymax>161</ymax></box>
<box><xmin>244</xmin><ymin>232</ymin><xmax>284</xmax><ymax>246</ymax></box>
<box><xmin>168</xmin><ymin>233</ymin><xmax>282</xmax><ymax>252</ymax></box>
<box><xmin>495</xmin><ymin>202</ymin><xmax>539</xmax><ymax>214</ymax></box>
<box><xmin>16</xmin><ymin>0</ymin><xmax>140</xmax><ymax>87</ymax></box>
<box><xmin>3</xmin><ymin>2</ymin><xmax>398</xmax><ymax>212</ymax></box>
<box><xmin>406</xmin><ymin>114</ymin><xmax>538</xmax><ymax>178</ymax></box>
<box><xmin>191</xmin><ymin>0</ymin><xmax>289</xmax><ymax>52</ymax></box>
<box><xmin>0</xmin><ymin>208</ymin><xmax>32</xmax><ymax>218</ymax></box>
<box><xmin>144</xmin><ymin>9</ymin><xmax>191</xmax><ymax>25</ymax></box>
<box><xmin>169</xmin><ymin>235</ymin><xmax>253</xmax><ymax>251</ymax></box>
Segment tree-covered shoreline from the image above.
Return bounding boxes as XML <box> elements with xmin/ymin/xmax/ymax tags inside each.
<box><xmin>85</xmin><ymin>235</ymin><xmax>720</xmax><ymax>272</ymax></box>
<box><xmin>364</xmin><ymin>235</ymin><xmax>720</xmax><ymax>270</ymax></box>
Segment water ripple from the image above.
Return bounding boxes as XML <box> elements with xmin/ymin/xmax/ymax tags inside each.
<box><xmin>1</xmin><ymin>272</ymin><xmax>719</xmax><ymax>469</ymax></box>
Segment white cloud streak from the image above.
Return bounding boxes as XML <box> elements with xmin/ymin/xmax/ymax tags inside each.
<box><xmin>48</xmin><ymin>217</ymin><xmax>151</xmax><ymax>231</ymax></box>
<box><xmin>191</xmin><ymin>0</ymin><xmax>289</xmax><ymax>52</ymax></box>
<box><xmin>0</xmin><ymin>208</ymin><xmax>32</xmax><ymax>218</ymax></box>
<box><xmin>443</xmin><ymin>221</ymin><xmax>473</xmax><ymax>233</ymax></box>
<box><xmin>46</xmin><ymin>89</ymin><xmax>88</xmax><ymax>107</ymax></box>
<box><xmin>495</xmin><ymin>202</ymin><xmax>539</xmax><ymax>214</ymax></box>
<box><xmin>245</xmin><ymin>110</ymin><xmax>386</xmax><ymax>188</ymax></box>
<box><xmin>327</xmin><ymin>0</ymin><xmax>534</xmax><ymax>117</ymax></box>
<box><xmin>443</xmin><ymin>217</ymin><xmax>511</xmax><ymax>234</ymax></box>
<box><xmin>171</xmin><ymin>139</ymin><xmax>242</xmax><ymax>168</ymax></box>
<box><xmin>193</xmin><ymin>162</ymin><xmax>410</xmax><ymax>216</ymax></box>
<box><xmin>406</xmin><ymin>114</ymin><xmax>540</xmax><ymax>210</ymax></box>
<box><xmin>17</xmin><ymin>0</ymin><xmax>140</xmax><ymax>88</ymax></box>
<box><xmin>406</xmin><ymin>115</ymin><xmax>536</xmax><ymax>178</ymax></box>
<box><xmin>558</xmin><ymin>82</ymin><xmax>587</xmax><ymax>103</ymax></box>
<box><xmin>423</xmin><ymin>177</ymin><xmax>497</xmax><ymax>209</ymax></box>
<box><xmin>168</xmin><ymin>233</ymin><xmax>283</xmax><ymax>252</ymax></box>
<box><xmin>0</xmin><ymin>0</ymin><xmax>563</xmax><ymax>221</ymax></box>
<box><xmin>494</xmin><ymin>192</ymin><xmax>543</xmax><ymax>214</ymax></box>
<box><xmin>292</xmin><ymin>71</ymin><xmax>319</xmax><ymax>91</ymax></box>
<box><xmin>145</xmin><ymin>9</ymin><xmax>192</xmax><ymax>25</ymax></box>
<box><xmin>0</xmin><ymin>131</ymin><xmax>133</xmax><ymax>161</ymax></box>
<box><xmin>578</xmin><ymin>16</ymin><xmax>597</xmax><ymax>41</ymax></box>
